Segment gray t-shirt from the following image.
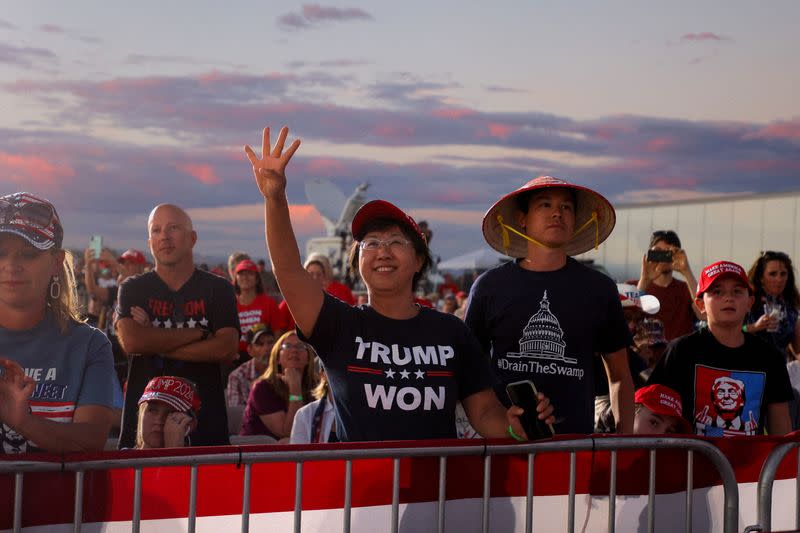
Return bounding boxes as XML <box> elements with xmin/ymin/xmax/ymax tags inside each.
<box><xmin>0</xmin><ymin>313</ymin><xmax>116</xmax><ymax>453</ymax></box>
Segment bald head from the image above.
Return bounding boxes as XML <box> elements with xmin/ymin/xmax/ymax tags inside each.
<box><xmin>148</xmin><ymin>204</ymin><xmax>193</xmax><ymax>231</ymax></box>
<box><xmin>147</xmin><ymin>204</ymin><xmax>197</xmax><ymax>269</ymax></box>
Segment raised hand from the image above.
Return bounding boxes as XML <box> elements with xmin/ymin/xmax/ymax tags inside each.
<box><xmin>163</xmin><ymin>411</ymin><xmax>194</xmax><ymax>447</ymax></box>
<box><xmin>244</xmin><ymin>126</ymin><xmax>301</xmax><ymax>200</ymax></box>
<box><xmin>281</xmin><ymin>367</ymin><xmax>304</xmax><ymax>394</ymax></box>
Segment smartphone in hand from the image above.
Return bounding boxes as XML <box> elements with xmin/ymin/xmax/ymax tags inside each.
<box><xmin>88</xmin><ymin>235</ymin><xmax>103</xmax><ymax>259</ymax></box>
<box><xmin>646</xmin><ymin>249</ymin><xmax>672</xmax><ymax>263</ymax></box>
<box><xmin>506</xmin><ymin>380</ymin><xmax>555</xmax><ymax>439</ymax></box>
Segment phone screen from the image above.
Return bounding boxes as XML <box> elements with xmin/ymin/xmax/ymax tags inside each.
<box><xmin>646</xmin><ymin>249</ymin><xmax>672</xmax><ymax>263</ymax></box>
<box><xmin>506</xmin><ymin>380</ymin><xmax>555</xmax><ymax>439</ymax></box>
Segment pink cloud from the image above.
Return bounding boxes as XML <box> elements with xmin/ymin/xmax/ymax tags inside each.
<box><xmin>645</xmin><ymin>136</ymin><xmax>676</xmax><ymax>152</ymax></box>
<box><xmin>307</xmin><ymin>157</ymin><xmax>346</xmax><ymax>175</ymax></box>
<box><xmin>174</xmin><ymin>163</ymin><xmax>221</xmax><ymax>185</ymax></box>
<box><xmin>736</xmin><ymin>159</ymin><xmax>800</xmax><ymax>173</ymax></box>
<box><xmin>644</xmin><ymin>176</ymin><xmax>699</xmax><ymax>188</ymax></box>
<box><xmin>681</xmin><ymin>32</ymin><xmax>727</xmax><ymax>42</ymax></box>
<box><xmin>747</xmin><ymin>120</ymin><xmax>800</xmax><ymax>141</ymax></box>
<box><xmin>0</xmin><ymin>151</ymin><xmax>74</xmax><ymax>187</ymax></box>
<box><xmin>487</xmin><ymin>123</ymin><xmax>514</xmax><ymax>140</ymax></box>
<box><xmin>371</xmin><ymin>122</ymin><xmax>415</xmax><ymax>141</ymax></box>
<box><xmin>38</xmin><ymin>24</ymin><xmax>65</xmax><ymax>34</ymax></box>
<box><xmin>278</xmin><ymin>4</ymin><xmax>373</xmax><ymax>30</ymax></box>
<box><xmin>288</xmin><ymin>204</ymin><xmax>325</xmax><ymax>234</ymax></box>
<box><xmin>432</xmin><ymin>108</ymin><xmax>477</xmax><ymax>120</ymax></box>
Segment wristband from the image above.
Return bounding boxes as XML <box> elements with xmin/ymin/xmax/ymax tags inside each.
<box><xmin>507</xmin><ymin>424</ymin><xmax>526</xmax><ymax>442</ymax></box>
<box><xmin>288</xmin><ymin>394</ymin><xmax>303</xmax><ymax>402</ymax></box>
<box><xmin>742</xmin><ymin>324</ymin><xmax>748</xmax><ymax>333</ymax></box>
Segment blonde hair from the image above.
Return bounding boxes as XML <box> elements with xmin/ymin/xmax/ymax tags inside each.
<box><xmin>257</xmin><ymin>330</ymin><xmax>319</xmax><ymax>402</ymax></box>
<box><xmin>312</xmin><ymin>372</ymin><xmax>329</xmax><ymax>400</ymax></box>
<box><xmin>47</xmin><ymin>249</ymin><xmax>83</xmax><ymax>333</ymax></box>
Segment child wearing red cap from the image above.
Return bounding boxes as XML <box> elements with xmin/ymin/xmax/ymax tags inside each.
<box><xmin>135</xmin><ymin>376</ymin><xmax>200</xmax><ymax>449</ymax></box>
<box><xmin>633</xmin><ymin>384</ymin><xmax>692</xmax><ymax>434</ymax></box>
<box><xmin>648</xmin><ymin>261</ymin><xmax>793</xmax><ymax>436</ymax></box>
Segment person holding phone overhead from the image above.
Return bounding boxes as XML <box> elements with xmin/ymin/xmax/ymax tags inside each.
<box><xmin>244</xmin><ymin>126</ymin><xmax>554</xmax><ymax>442</ymax></box>
<box><xmin>636</xmin><ymin>230</ymin><xmax>701</xmax><ymax>341</ymax></box>
<box><xmin>466</xmin><ymin>176</ymin><xmax>634</xmax><ymax>434</ymax></box>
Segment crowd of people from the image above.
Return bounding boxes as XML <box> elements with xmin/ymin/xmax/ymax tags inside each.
<box><xmin>1</xmin><ymin>125</ymin><xmax>798</xmax><ymax>454</ymax></box>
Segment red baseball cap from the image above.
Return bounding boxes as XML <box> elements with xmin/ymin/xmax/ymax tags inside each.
<box><xmin>695</xmin><ymin>260</ymin><xmax>753</xmax><ymax>298</ymax></box>
<box><xmin>138</xmin><ymin>376</ymin><xmax>201</xmax><ymax>415</ymax></box>
<box><xmin>635</xmin><ymin>384</ymin><xmax>692</xmax><ymax>434</ymax></box>
<box><xmin>119</xmin><ymin>249</ymin><xmax>147</xmax><ymax>265</ymax></box>
<box><xmin>235</xmin><ymin>259</ymin><xmax>259</xmax><ymax>274</ymax></box>
<box><xmin>351</xmin><ymin>200</ymin><xmax>426</xmax><ymax>243</ymax></box>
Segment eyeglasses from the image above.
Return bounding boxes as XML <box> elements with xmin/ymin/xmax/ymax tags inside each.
<box><xmin>359</xmin><ymin>237</ymin><xmax>413</xmax><ymax>252</ymax></box>
<box><xmin>0</xmin><ymin>199</ymin><xmax>56</xmax><ymax>230</ymax></box>
<box><xmin>281</xmin><ymin>342</ymin><xmax>307</xmax><ymax>351</ymax></box>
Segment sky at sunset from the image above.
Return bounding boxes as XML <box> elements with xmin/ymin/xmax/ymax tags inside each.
<box><xmin>1</xmin><ymin>1</ymin><xmax>799</xmax><ymax>263</ymax></box>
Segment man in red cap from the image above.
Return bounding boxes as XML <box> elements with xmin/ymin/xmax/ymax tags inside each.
<box><xmin>648</xmin><ymin>260</ymin><xmax>792</xmax><ymax>436</ymax></box>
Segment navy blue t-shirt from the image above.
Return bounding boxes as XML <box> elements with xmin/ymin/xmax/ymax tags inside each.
<box><xmin>465</xmin><ymin>258</ymin><xmax>629</xmax><ymax>434</ymax></box>
<box><xmin>299</xmin><ymin>293</ymin><xmax>495</xmax><ymax>441</ymax></box>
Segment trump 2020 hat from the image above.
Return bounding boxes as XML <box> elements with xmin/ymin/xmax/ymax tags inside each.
<box><xmin>695</xmin><ymin>260</ymin><xmax>753</xmax><ymax>298</ymax></box>
<box><xmin>635</xmin><ymin>384</ymin><xmax>692</xmax><ymax>434</ymax></box>
<box><xmin>351</xmin><ymin>200</ymin><xmax>426</xmax><ymax>243</ymax></box>
<box><xmin>0</xmin><ymin>192</ymin><xmax>63</xmax><ymax>251</ymax></box>
<box><xmin>138</xmin><ymin>376</ymin><xmax>201</xmax><ymax>415</ymax></box>
<box><xmin>482</xmin><ymin>176</ymin><xmax>615</xmax><ymax>258</ymax></box>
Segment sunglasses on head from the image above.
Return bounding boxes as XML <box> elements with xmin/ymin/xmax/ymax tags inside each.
<box><xmin>0</xmin><ymin>198</ymin><xmax>56</xmax><ymax>229</ymax></box>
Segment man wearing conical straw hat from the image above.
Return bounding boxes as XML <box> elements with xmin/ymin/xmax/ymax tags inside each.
<box><xmin>465</xmin><ymin>176</ymin><xmax>635</xmax><ymax>434</ymax></box>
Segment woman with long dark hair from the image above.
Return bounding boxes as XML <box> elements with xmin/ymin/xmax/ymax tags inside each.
<box><xmin>745</xmin><ymin>251</ymin><xmax>800</xmax><ymax>360</ymax></box>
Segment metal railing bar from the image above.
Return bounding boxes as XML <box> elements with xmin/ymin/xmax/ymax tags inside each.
<box><xmin>241</xmin><ymin>463</ymin><xmax>251</xmax><ymax>533</ymax></box>
<box><xmin>754</xmin><ymin>441</ymin><xmax>800</xmax><ymax>531</ymax></box>
<box><xmin>608</xmin><ymin>450</ymin><xmax>617</xmax><ymax>533</ymax></box>
<box><xmin>647</xmin><ymin>449</ymin><xmax>656</xmax><ymax>533</ymax></box>
<box><xmin>567</xmin><ymin>452</ymin><xmax>576</xmax><ymax>533</ymax></box>
<box><xmin>294</xmin><ymin>462</ymin><xmax>303</xmax><ymax>533</ymax></box>
<box><xmin>132</xmin><ymin>468</ymin><xmax>142</xmax><ymax>533</ymax></box>
<box><xmin>343</xmin><ymin>459</ymin><xmax>352</xmax><ymax>533</ymax></box>
<box><xmin>685</xmin><ymin>450</ymin><xmax>693</xmax><ymax>533</ymax></box>
<box><xmin>525</xmin><ymin>452</ymin><xmax>534</xmax><ymax>533</ymax></box>
<box><xmin>391</xmin><ymin>458</ymin><xmax>400</xmax><ymax>533</ymax></box>
<box><xmin>73</xmin><ymin>470</ymin><xmax>84</xmax><ymax>533</ymax></box>
<box><xmin>188</xmin><ymin>465</ymin><xmax>198</xmax><ymax>533</ymax></box>
<box><xmin>13</xmin><ymin>472</ymin><xmax>23</xmax><ymax>533</ymax></box>
<box><xmin>437</xmin><ymin>456</ymin><xmax>447</xmax><ymax>533</ymax></box>
<box><xmin>796</xmin><ymin>447</ymin><xmax>799</xmax><ymax>531</ymax></box>
<box><xmin>482</xmin><ymin>455</ymin><xmax>491</xmax><ymax>533</ymax></box>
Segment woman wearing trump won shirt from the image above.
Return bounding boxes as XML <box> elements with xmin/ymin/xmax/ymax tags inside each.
<box><xmin>244</xmin><ymin>126</ymin><xmax>554</xmax><ymax>442</ymax></box>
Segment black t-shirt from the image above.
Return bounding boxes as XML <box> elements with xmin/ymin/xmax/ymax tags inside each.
<box><xmin>464</xmin><ymin>258</ymin><xmax>629</xmax><ymax>434</ymax></box>
<box><xmin>299</xmin><ymin>293</ymin><xmax>495</xmax><ymax>441</ymax></box>
<box><xmin>648</xmin><ymin>327</ymin><xmax>793</xmax><ymax>436</ymax></box>
<box><xmin>115</xmin><ymin>269</ymin><xmax>239</xmax><ymax>448</ymax></box>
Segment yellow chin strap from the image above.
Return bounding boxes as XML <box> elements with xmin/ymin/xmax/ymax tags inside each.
<box><xmin>497</xmin><ymin>211</ymin><xmax>600</xmax><ymax>254</ymax></box>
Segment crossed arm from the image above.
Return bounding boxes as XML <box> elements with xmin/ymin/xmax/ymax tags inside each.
<box><xmin>116</xmin><ymin>318</ymin><xmax>238</xmax><ymax>363</ymax></box>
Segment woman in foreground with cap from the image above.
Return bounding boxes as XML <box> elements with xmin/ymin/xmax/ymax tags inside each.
<box><xmin>465</xmin><ymin>177</ymin><xmax>635</xmax><ymax>434</ymax></box>
<box><xmin>135</xmin><ymin>375</ymin><xmax>199</xmax><ymax>448</ymax></box>
<box><xmin>245</xmin><ymin>126</ymin><xmax>553</xmax><ymax>442</ymax></box>
<box><xmin>0</xmin><ymin>192</ymin><xmax>117</xmax><ymax>453</ymax></box>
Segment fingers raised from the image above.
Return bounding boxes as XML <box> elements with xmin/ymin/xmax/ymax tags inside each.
<box><xmin>272</xmin><ymin>126</ymin><xmax>288</xmax><ymax>158</ymax></box>
<box><xmin>262</xmin><ymin>127</ymin><xmax>271</xmax><ymax>159</ymax></box>
<box><xmin>244</xmin><ymin>145</ymin><xmax>259</xmax><ymax>166</ymax></box>
<box><xmin>282</xmin><ymin>138</ymin><xmax>302</xmax><ymax>164</ymax></box>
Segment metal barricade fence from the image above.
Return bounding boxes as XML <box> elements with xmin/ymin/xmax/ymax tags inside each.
<box><xmin>0</xmin><ymin>436</ymin><xmax>739</xmax><ymax>533</ymax></box>
<box><xmin>744</xmin><ymin>440</ymin><xmax>800</xmax><ymax>533</ymax></box>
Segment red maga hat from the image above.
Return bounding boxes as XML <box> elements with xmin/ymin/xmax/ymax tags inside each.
<box><xmin>119</xmin><ymin>249</ymin><xmax>147</xmax><ymax>265</ymax></box>
<box><xmin>482</xmin><ymin>176</ymin><xmax>615</xmax><ymax>258</ymax></box>
<box><xmin>695</xmin><ymin>260</ymin><xmax>753</xmax><ymax>298</ymax></box>
<box><xmin>235</xmin><ymin>259</ymin><xmax>259</xmax><ymax>274</ymax></box>
<box><xmin>635</xmin><ymin>384</ymin><xmax>692</xmax><ymax>434</ymax></box>
<box><xmin>351</xmin><ymin>200</ymin><xmax>426</xmax><ymax>243</ymax></box>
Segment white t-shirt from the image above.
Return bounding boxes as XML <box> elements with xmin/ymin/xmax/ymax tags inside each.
<box><xmin>290</xmin><ymin>398</ymin><xmax>335</xmax><ymax>444</ymax></box>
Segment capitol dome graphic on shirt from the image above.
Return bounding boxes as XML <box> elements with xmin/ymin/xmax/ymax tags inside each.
<box><xmin>508</xmin><ymin>291</ymin><xmax>577</xmax><ymax>364</ymax></box>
